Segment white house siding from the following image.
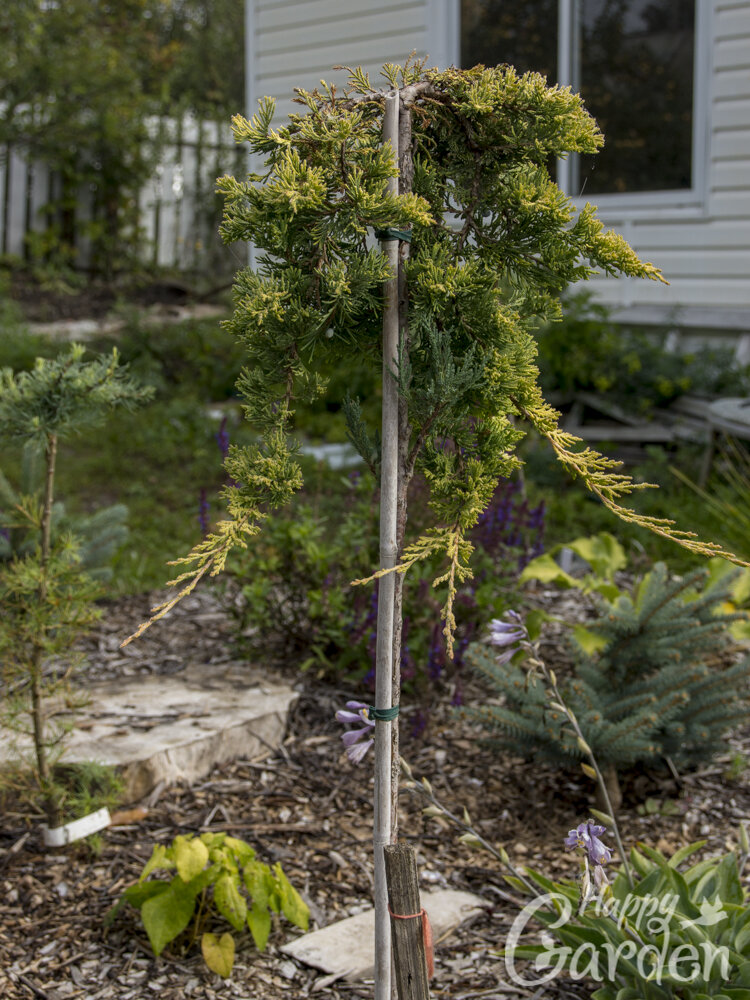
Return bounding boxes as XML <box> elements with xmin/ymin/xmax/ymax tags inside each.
<box><xmin>252</xmin><ymin>0</ymin><xmax>431</xmax><ymax>125</ymax></box>
<box><xmin>584</xmin><ymin>0</ymin><xmax>750</xmax><ymax>323</ymax></box>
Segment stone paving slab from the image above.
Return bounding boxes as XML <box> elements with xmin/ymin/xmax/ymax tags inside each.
<box><xmin>1</xmin><ymin>662</ymin><xmax>297</xmax><ymax>802</ymax></box>
<box><xmin>280</xmin><ymin>888</ymin><xmax>489</xmax><ymax>981</ymax></box>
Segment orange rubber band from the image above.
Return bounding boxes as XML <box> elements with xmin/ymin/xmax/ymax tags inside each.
<box><xmin>387</xmin><ymin>905</ymin><xmax>434</xmax><ymax>978</ymax></box>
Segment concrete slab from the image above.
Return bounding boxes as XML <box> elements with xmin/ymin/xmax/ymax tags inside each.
<box><xmin>1</xmin><ymin>662</ymin><xmax>297</xmax><ymax>802</ymax></box>
<box><xmin>281</xmin><ymin>889</ymin><xmax>489</xmax><ymax>981</ymax></box>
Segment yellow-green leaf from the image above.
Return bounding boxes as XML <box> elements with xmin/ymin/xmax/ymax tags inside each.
<box><xmin>139</xmin><ymin>844</ymin><xmax>173</xmax><ymax>882</ymax></box>
<box><xmin>274</xmin><ymin>864</ymin><xmax>309</xmax><ymax>931</ymax></box>
<box><xmin>141</xmin><ymin>880</ymin><xmax>196</xmax><ymax>956</ymax></box>
<box><xmin>572</xmin><ymin>624</ymin><xmax>609</xmax><ymax>654</ymax></box>
<box><xmin>174</xmin><ymin>836</ymin><xmax>209</xmax><ymax>883</ymax></box>
<box><xmin>247</xmin><ymin>904</ymin><xmax>272</xmax><ymax>951</ymax></box>
<box><xmin>519</xmin><ymin>553</ymin><xmax>576</xmax><ymax>589</ymax></box>
<box><xmin>201</xmin><ymin>932</ymin><xmax>235</xmax><ymax>978</ymax></box>
<box><xmin>214</xmin><ymin>873</ymin><xmax>247</xmax><ymax>931</ymax></box>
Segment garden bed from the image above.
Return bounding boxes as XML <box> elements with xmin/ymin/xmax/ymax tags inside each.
<box><xmin>2</xmin><ymin>585</ymin><xmax>749</xmax><ymax>1000</ymax></box>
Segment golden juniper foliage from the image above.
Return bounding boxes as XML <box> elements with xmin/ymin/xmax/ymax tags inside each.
<box><xmin>126</xmin><ymin>59</ymin><xmax>745</xmax><ymax>651</ymax></box>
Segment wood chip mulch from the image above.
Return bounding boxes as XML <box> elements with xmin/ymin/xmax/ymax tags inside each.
<box><xmin>2</xmin><ymin>585</ymin><xmax>750</xmax><ymax>1000</ymax></box>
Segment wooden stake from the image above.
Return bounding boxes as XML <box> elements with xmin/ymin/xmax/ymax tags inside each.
<box><xmin>384</xmin><ymin>844</ymin><xmax>431</xmax><ymax>1000</ymax></box>
<box><xmin>374</xmin><ymin>90</ymin><xmax>400</xmax><ymax>1000</ymax></box>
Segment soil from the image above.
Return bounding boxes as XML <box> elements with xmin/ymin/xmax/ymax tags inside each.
<box><xmin>2</xmin><ymin>584</ymin><xmax>750</xmax><ymax>1000</ymax></box>
<box><xmin>8</xmin><ymin>272</ymin><xmax>201</xmax><ymax>324</ymax></box>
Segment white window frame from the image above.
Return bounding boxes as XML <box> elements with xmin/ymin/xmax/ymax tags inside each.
<box><xmin>443</xmin><ymin>0</ymin><xmax>710</xmax><ymax>218</ymax></box>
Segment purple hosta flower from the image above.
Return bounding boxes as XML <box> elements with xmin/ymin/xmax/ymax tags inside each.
<box><xmin>487</xmin><ymin>611</ymin><xmax>527</xmax><ymax>650</ymax></box>
<box><xmin>565</xmin><ymin>821</ymin><xmax>612</xmax><ymax>867</ymax></box>
<box><xmin>336</xmin><ymin>701</ymin><xmax>375</xmax><ymax>764</ymax></box>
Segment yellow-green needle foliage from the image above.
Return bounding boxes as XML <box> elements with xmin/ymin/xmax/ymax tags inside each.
<box><xmin>129</xmin><ymin>60</ymin><xmax>744</xmax><ymax>653</ymax></box>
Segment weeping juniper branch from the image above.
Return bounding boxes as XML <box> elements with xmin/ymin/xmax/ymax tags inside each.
<box><xmin>512</xmin><ymin>394</ymin><xmax>750</xmax><ymax>566</ymax></box>
<box><xmin>124</xmin><ymin>60</ymin><xmax>743</xmax><ymax>652</ymax></box>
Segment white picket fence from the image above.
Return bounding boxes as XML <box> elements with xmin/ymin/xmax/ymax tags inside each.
<box><xmin>0</xmin><ymin>113</ymin><xmax>247</xmax><ymax>276</ymax></box>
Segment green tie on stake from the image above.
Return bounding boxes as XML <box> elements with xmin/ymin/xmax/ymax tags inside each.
<box><xmin>123</xmin><ymin>57</ymin><xmax>748</xmax><ymax>1000</ymax></box>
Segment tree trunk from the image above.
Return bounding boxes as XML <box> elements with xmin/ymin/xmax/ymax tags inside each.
<box><xmin>33</xmin><ymin>432</ymin><xmax>58</xmax><ymax>824</ymax></box>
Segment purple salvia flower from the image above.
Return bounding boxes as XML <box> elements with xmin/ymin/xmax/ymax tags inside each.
<box><xmin>215</xmin><ymin>416</ymin><xmax>230</xmax><ymax>459</ymax></box>
<box><xmin>411</xmin><ymin>708</ymin><xmax>428</xmax><ymax>739</ymax></box>
<box><xmin>335</xmin><ymin>700</ymin><xmax>375</xmax><ymax>764</ymax></box>
<box><xmin>198</xmin><ymin>488</ymin><xmax>209</xmax><ymax>537</ymax></box>
<box><xmin>565</xmin><ymin>821</ymin><xmax>612</xmax><ymax>866</ymax></box>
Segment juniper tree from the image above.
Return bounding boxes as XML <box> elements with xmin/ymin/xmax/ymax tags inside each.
<box><xmin>0</xmin><ymin>345</ymin><xmax>151</xmax><ymax>823</ymax></box>
<box><xmin>124</xmin><ymin>59</ymin><xmax>743</xmax><ymax>998</ymax></box>
<box><xmin>464</xmin><ymin>563</ymin><xmax>750</xmax><ymax>808</ymax></box>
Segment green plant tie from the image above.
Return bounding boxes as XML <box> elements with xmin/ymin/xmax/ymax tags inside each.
<box><xmin>374</xmin><ymin>227</ymin><xmax>412</xmax><ymax>243</ymax></box>
<box><xmin>368</xmin><ymin>705</ymin><xmax>400</xmax><ymax>722</ymax></box>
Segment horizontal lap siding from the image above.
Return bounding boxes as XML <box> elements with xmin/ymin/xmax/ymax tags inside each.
<box><xmin>588</xmin><ymin>2</ymin><xmax>750</xmax><ymax>315</ymax></box>
<box><xmin>254</xmin><ymin>0</ymin><xmax>429</xmax><ymax>122</ymax></box>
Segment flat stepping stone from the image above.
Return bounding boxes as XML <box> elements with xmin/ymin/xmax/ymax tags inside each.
<box><xmin>281</xmin><ymin>888</ymin><xmax>488</xmax><ymax>981</ymax></box>
<box><xmin>1</xmin><ymin>662</ymin><xmax>297</xmax><ymax>802</ymax></box>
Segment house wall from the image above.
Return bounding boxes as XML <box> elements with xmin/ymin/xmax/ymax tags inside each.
<box><xmin>251</xmin><ymin>0</ymin><xmax>433</xmax><ymax>124</ymax></box>
<box><xmin>572</xmin><ymin>0</ymin><xmax>750</xmax><ymax>324</ymax></box>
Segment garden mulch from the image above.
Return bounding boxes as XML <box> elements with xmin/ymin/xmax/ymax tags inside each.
<box><xmin>2</xmin><ymin>584</ymin><xmax>750</xmax><ymax>1000</ymax></box>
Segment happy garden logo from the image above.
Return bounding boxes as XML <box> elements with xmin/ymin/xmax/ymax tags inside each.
<box><xmin>504</xmin><ymin>890</ymin><xmax>732</xmax><ymax>987</ymax></box>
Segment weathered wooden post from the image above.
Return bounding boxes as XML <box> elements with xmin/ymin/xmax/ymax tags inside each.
<box><xmin>374</xmin><ymin>89</ymin><xmax>401</xmax><ymax>1000</ymax></box>
<box><xmin>384</xmin><ymin>844</ymin><xmax>432</xmax><ymax>1000</ymax></box>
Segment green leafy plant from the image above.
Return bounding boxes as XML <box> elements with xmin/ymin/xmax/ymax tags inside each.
<box><xmin>672</xmin><ymin>437</ymin><xmax>750</xmax><ymax>569</ymax></box>
<box><xmin>519</xmin><ymin>531</ymin><xmax>627</xmax><ymax>602</ymax></box>
<box><xmin>537</xmin><ymin>290</ymin><xmax>750</xmax><ymax>414</ymax></box>
<box><xmin>464</xmin><ymin>563</ymin><xmax>750</xmax><ymax>809</ymax></box>
<box><xmin>0</xmin><ymin>345</ymin><xmax>151</xmax><ymax>823</ymax></box>
<box><xmin>229</xmin><ymin>472</ymin><xmax>537</xmax><ymax>685</ymax></box>
<box><xmin>515</xmin><ymin>838</ymin><xmax>750</xmax><ymax>1000</ymax></box>
<box><xmin>107</xmin><ymin>832</ymin><xmax>309</xmax><ymax>978</ymax></box>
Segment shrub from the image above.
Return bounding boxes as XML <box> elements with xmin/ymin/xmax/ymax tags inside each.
<box><xmin>463</xmin><ymin>562</ymin><xmax>750</xmax><ymax>806</ymax></box>
<box><xmin>537</xmin><ymin>291</ymin><xmax>750</xmax><ymax>414</ymax></box>
<box><xmin>229</xmin><ymin>473</ymin><xmax>544</xmax><ymax>693</ymax></box>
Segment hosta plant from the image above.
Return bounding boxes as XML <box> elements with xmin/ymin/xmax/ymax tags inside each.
<box><xmin>107</xmin><ymin>832</ymin><xmax>309</xmax><ymax>978</ymax></box>
<box><xmin>510</xmin><ymin>837</ymin><xmax>750</xmax><ymax>1000</ymax></box>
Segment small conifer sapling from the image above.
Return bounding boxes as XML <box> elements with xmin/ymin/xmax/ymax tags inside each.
<box><xmin>0</xmin><ymin>345</ymin><xmax>151</xmax><ymax>824</ymax></box>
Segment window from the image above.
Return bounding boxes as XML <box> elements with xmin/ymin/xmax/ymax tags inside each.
<box><xmin>460</xmin><ymin>0</ymin><xmax>697</xmax><ymax>200</ymax></box>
